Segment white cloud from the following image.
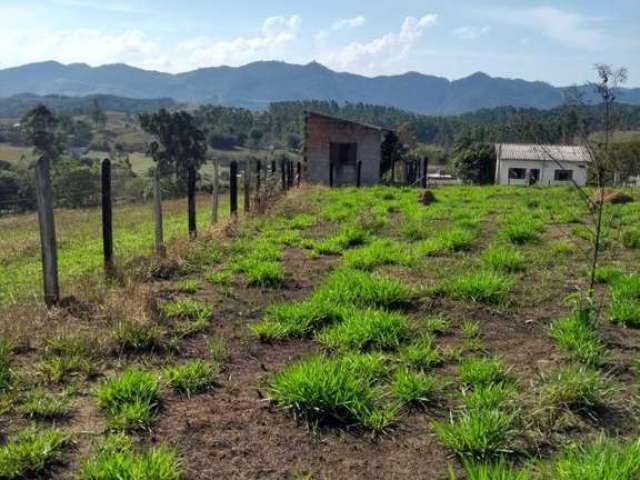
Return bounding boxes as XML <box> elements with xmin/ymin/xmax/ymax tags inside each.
<box><xmin>453</xmin><ymin>25</ymin><xmax>491</xmax><ymax>40</ymax></box>
<box><xmin>315</xmin><ymin>15</ymin><xmax>366</xmax><ymax>42</ymax></box>
<box><xmin>320</xmin><ymin>14</ymin><xmax>437</xmax><ymax>75</ymax></box>
<box><xmin>492</xmin><ymin>6</ymin><xmax>606</xmax><ymax>50</ymax></box>
<box><xmin>176</xmin><ymin>15</ymin><xmax>302</xmax><ymax>69</ymax></box>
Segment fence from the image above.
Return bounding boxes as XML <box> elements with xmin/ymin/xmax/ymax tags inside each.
<box><xmin>0</xmin><ymin>155</ymin><xmax>303</xmax><ymax>307</ymax></box>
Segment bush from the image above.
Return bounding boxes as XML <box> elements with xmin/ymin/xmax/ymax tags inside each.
<box><xmin>0</xmin><ymin>428</ymin><xmax>68</xmax><ymax>478</ymax></box>
<box><xmin>316</xmin><ymin>308</ymin><xmax>409</xmax><ymax>351</ymax></box>
<box><xmin>95</xmin><ymin>369</ymin><xmax>160</xmax><ymax>431</ymax></box>
<box><xmin>164</xmin><ymin>360</ymin><xmax>217</xmax><ymax>398</ymax></box>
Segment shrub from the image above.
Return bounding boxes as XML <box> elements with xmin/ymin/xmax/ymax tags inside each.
<box><xmin>392</xmin><ymin>368</ymin><xmax>437</xmax><ymax>406</ymax></box>
<box><xmin>95</xmin><ymin>369</ymin><xmax>160</xmax><ymax>431</ymax></box>
<box><xmin>0</xmin><ymin>428</ymin><xmax>68</xmax><ymax>478</ymax></box>
<box><xmin>17</xmin><ymin>391</ymin><xmax>70</xmax><ymax>420</ymax></box>
<box><xmin>459</xmin><ymin>357</ymin><xmax>511</xmax><ymax>388</ymax></box>
<box><xmin>250</xmin><ymin>299</ymin><xmax>343</xmax><ymax>341</ymax></box>
<box><xmin>544</xmin><ymin>437</ymin><xmax>640</xmax><ymax>480</ymax></box>
<box><xmin>622</xmin><ymin>228</ymin><xmax>640</xmax><ymax>249</ymax></box>
<box><xmin>482</xmin><ymin>245</ymin><xmax>526</xmax><ymax>273</ymax></box>
<box><xmin>164</xmin><ymin>360</ymin><xmax>217</xmax><ymax>398</ymax></box>
<box><xmin>315</xmin><ymin>268</ymin><xmax>416</xmax><ymax>309</ymax></box>
<box><xmin>433</xmin><ymin>408</ymin><xmax>516</xmax><ymax>460</ymax></box>
<box><xmin>538</xmin><ymin>366</ymin><xmax>610</xmax><ymax>411</ymax></box>
<box><xmin>82</xmin><ymin>436</ymin><xmax>183</xmax><ymax>480</ymax></box>
<box><xmin>401</xmin><ymin>336</ymin><xmax>443</xmax><ymax>370</ymax></box>
<box><xmin>268</xmin><ymin>354</ymin><xmax>392</xmax><ymax>432</ymax></box>
<box><xmin>443</xmin><ymin>271</ymin><xmax>513</xmax><ymax>304</ymax></box>
<box><xmin>343</xmin><ymin>240</ymin><xmax>413</xmax><ymax>271</ymax></box>
<box><xmin>548</xmin><ymin>313</ymin><xmax>606</xmax><ymax>366</ymax></box>
<box><xmin>316</xmin><ymin>309</ymin><xmax>409</xmax><ymax>351</ymax></box>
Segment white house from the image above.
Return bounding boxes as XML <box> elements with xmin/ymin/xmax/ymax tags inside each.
<box><xmin>495</xmin><ymin>144</ymin><xmax>591</xmax><ymax>187</ymax></box>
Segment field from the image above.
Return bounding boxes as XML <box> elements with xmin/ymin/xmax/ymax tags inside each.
<box><xmin>0</xmin><ymin>195</ymin><xmax>231</xmax><ymax>305</ymax></box>
<box><xmin>1</xmin><ymin>184</ymin><xmax>640</xmax><ymax>479</ymax></box>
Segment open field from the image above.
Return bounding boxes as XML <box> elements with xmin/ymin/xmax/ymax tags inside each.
<box><xmin>0</xmin><ymin>194</ymin><xmax>231</xmax><ymax>305</ymax></box>
<box><xmin>1</xmin><ymin>184</ymin><xmax>640</xmax><ymax>479</ymax></box>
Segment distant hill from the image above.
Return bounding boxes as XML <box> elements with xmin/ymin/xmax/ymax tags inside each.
<box><xmin>0</xmin><ymin>93</ymin><xmax>177</xmax><ymax>118</ymax></box>
<box><xmin>0</xmin><ymin>60</ymin><xmax>639</xmax><ymax>115</ymax></box>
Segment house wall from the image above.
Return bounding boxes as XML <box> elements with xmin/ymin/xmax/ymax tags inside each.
<box><xmin>305</xmin><ymin>114</ymin><xmax>382</xmax><ymax>186</ymax></box>
<box><xmin>495</xmin><ymin>158</ymin><xmax>589</xmax><ymax>186</ymax></box>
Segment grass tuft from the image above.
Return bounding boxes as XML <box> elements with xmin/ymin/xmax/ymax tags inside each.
<box><xmin>95</xmin><ymin>369</ymin><xmax>160</xmax><ymax>431</ymax></box>
<box><xmin>482</xmin><ymin>245</ymin><xmax>526</xmax><ymax>273</ymax></box>
<box><xmin>538</xmin><ymin>366</ymin><xmax>610</xmax><ymax>412</ymax></box>
<box><xmin>392</xmin><ymin>368</ymin><xmax>437</xmax><ymax>406</ymax></box>
<box><xmin>442</xmin><ymin>271</ymin><xmax>512</xmax><ymax>304</ymax></box>
<box><xmin>343</xmin><ymin>240</ymin><xmax>413</xmax><ymax>271</ymax></box>
<box><xmin>17</xmin><ymin>391</ymin><xmax>70</xmax><ymax>420</ymax></box>
<box><xmin>548</xmin><ymin>312</ymin><xmax>606</xmax><ymax>366</ymax></box>
<box><xmin>0</xmin><ymin>428</ymin><xmax>68</xmax><ymax>479</ymax></box>
<box><xmin>458</xmin><ymin>357</ymin><xmax>511</xmax><ymax>389</ymax></box>
<box><xmin>164</xmin><ymin>360</ymin><xmax>217</xmax><ymax>398</ymax></box>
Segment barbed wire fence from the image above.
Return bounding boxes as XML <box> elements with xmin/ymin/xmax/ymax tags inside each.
<box><xmin>0</xmin><ymin>154</ymin><xmax>303</xmax><ymax>307</ymax></box>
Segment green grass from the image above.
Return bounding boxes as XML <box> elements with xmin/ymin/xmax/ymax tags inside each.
<box><xmin>0</xmin><ymin>337</ymin><xmax>12</xmax><ymax>391</ymax></box>
<box><xmin>115</xmin><ymin>320</ymin><xmax>165</xmax><ymax>353</ymax></box>
<box><xmin>433</xmin><ymin>407</ymin><xmax>516</xmax><ymax>460</ymax></box>
<box><xmin>392</xmin><ymin>368</ymin><xmax>437</xmax><ymax>406</ymax></box>
<box><xmin>482</xmin><ymin>245</ymin><xmax>526</xmax><ymax>273</ymax></box>
<box><xmin>244</xmin><ymin>260</ymin><xmax>284</xmax><ymax>288</ymax></box>
<box><xmin>500</xmin><ymin>217</ymin><xmax>543</xmax><ymax>244</ymax></box>
<box><xmin>161</xmin><ymin>298</ymin><xmax>212</xmax><ymax>322</ymax></box>
<box><xmin>401</xmin><ymin>336</ymin><xmax>443</xmax><ymax>370</ymax></box>
<box><xmin>548</xmin><ymin>312</ymin><xmax>606</xmax><ymax>366</ymax></box>
<box><xmin>177</xmin><ymin>279</ymin><xmax>201</xmax><ymax>294</ymax></box>
<box><xmin>95</xmin><ymin>369</ymin><xmax>160</xmax><ymax>431</ymax></box>
<box><xmin>538</xmin><ymin>366</ymin><xmax>610</xmax><ymax>412</ymax></box>
<box><xmin>423</xmin><ymin>315</ymin><xmax>451</xmax><ymax>335</ymax></box>
<box><xmin>0</xmin><ymin>428</ymin><xmax>68</xmax><ymax>479</ymax></box>
<box><xmin>458</xmin><ymin>357</ymin><xmax>511</xmax><ymax>388</ymax></box>
<box><xmin>461</xmin><ymin>384</ymin><xmax>518</xmax><ymax>411</ymax></box>
<box><xmin>314</xmin><ymin>225</ymin><xmax>367</xmax><ymax>255</ymax></box>
<box><xmin>442</xmin><ymin>271</ymin><xmax>513</xmax><ymax>304</ymax></box>
<box><xmin>82</xmin><ymin>434</ymin><xmax>183</xmax><ymax>480</ymax></box>
<box><xmin>164</xmin><ymin>360</ymin><xmax>218</xmax><ymax>398</ymax></box>
<box><xmin>542</xmin><ymin>437</ymin><xmax>640</xmax><ymax>480</ymax></box>
<box><xmin>343</xmin><ymin>239</ymin><xmax>414</xmax><ymax>270</ymax></box>
<box><xmin>450</xmin><ymin>458</ymin><xmax>530</xmax><ymax>480</ymax></box>
<box><xmin>250</xmin><ymin>298</ymin><xmax>343</xmax><ymax>341</ymax></box>
<box><xmin>316</xmin><ymin>308</ymin><xmax>409</xmax><ymax>351</ymax></box>
<box><xmin>314</xmin><ymin>268</ymin><xmax>416</xmax><ymax>309</ymax></box>
<box><xmin>621</xmin><ymin>228</ymin><xmax>640</xmax><ymax>249</ymax></box>
<box><xmin>268</xmin><ymin>353</ymin><xmax>393</xmax><ymax>432</ymax></box>
<box><xmin>609</xmin><ymin>274</ymin><xmax>640</xmax><ymax>327</ymax></box>
<box><xmin>17</xmin><ymin>391</ymin><xmax>70</xmax><ymax>420</ymax></box>
<box><xmin>415</xmin><ymin>228</ymin><xmax>476</xmax><ymax>256</ymax></box>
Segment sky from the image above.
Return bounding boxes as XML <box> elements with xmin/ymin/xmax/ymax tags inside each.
<box><xmin>1</xmin><ymin>0</ymin><xmax>639</xmax><ymax>86</ymax></box>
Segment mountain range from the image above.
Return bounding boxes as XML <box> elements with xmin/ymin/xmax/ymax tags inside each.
<box><xmin>1</xmin><ymin>60</ymin><xmax>639</xmax><ymax>115</ymax></box>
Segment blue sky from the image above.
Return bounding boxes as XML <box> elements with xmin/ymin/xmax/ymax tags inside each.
<box><xmin>1</xmin><ymin>0</ymin><xmax>639</xmax><ymax>86</ymax></box>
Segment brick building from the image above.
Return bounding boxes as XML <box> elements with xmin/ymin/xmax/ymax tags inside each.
<box><xmin>304</xmin><ymin>111</ymin><xmax>389</xmax><ymax>186</ymax></box>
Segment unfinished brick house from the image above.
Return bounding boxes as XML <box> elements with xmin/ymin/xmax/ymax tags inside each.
<box><xmin>304</xmin><ymin>111</ymin><xmax>389</xmax><ymax>186</ymax></box>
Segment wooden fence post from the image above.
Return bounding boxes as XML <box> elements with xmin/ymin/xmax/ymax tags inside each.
<box><xmin>244</xmin><ymin>160</ymin><xmax>251</xmax><ymax>213</ymax></box>
<box><xmin>356</xmin><ymin>161</ymin><xmax>362</xmax><ymax>188</ymax></box>
<box><xmin>187</xmin><ymin>165</ymin><xmax>197</xmax><ymax>239</ymax></box>
<box><xmin>211</xmin><ymin>158</ymin><xmax>219</xmax><ymax>224</ymax></box>
<box><xmin>230</xmin><ymin>161</ymin><xmax>238</xmax><ymax>217</ymax></box>
<box><xmin>271</xmin><ymin>160</ymin><xmax>276</xmax><ymax>177</ymax></box>
<box><xmin>153</xmin><ymin>168</ymin><xmax>165</xmax><ymax>256</ymax></box>
<box><xmin>329</xmin><ymin>162</ymin><xmax>334</xmax><ymax>188</ymax></box>
<box><xmin>296</xmin><ymin>161</ymin><xmax>301</xmax><ymax>187</ymax></box>
<box><xmin>281</xmin><ymin>159</ymin><xmax>286</xmax><ymax>191</ymax></box>
<box><xmin>288</xmin><ymin>161</ymin><xmax>294</xmax><ymax>189</ymax></box>
<box><xmin>255</xmin><ymin>160</ymin><xmax>262</xmax><ymax>207</ymax></box>
<box><xmin>101</xmin><ymin>159</ymin><xmax>114</xmax><ymax>276</ymax></box>
<box><xmin>422</xmin><ymin>156</ymin><xmax>428</xmax><ymax>188</ymax></box>
<box><xmin>35</xmin><ymin>155</ymin><xmax>59</xmax><ymax>307</ymax></box>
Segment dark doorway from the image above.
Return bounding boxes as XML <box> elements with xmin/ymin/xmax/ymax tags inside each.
<box><xmin>330</xmin><ymin>142</ymin><xmax>358</xmax><ymax>185</ymax></box>
<box><xmin>528</xmin><ymin>169</ymin><xmax>540</xmax><ymax>185</ymax></box>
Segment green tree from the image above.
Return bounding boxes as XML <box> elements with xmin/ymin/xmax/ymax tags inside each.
<box><xmin>91</xmin><ymin>98</ymin><xmax>107</xmax><ymax>129</ymax></box>
<box><xmin>452</xmin><ymin>143</ymin><xmax>496</xmax><ymax>184</ymax></box>
<box><xmin>22</xmin><ymin>105</ymin><xmax>65</xmax><ymax>163</ymax></box>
